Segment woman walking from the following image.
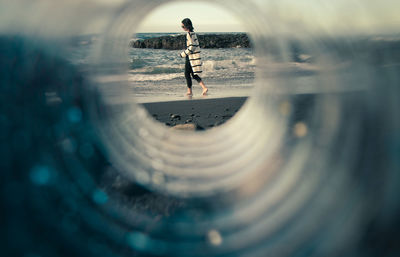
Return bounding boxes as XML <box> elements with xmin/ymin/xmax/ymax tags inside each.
<box><xmin>180</xmin><ymin>18</ymin><xmax>208</xmax><ymax>96</ymax></box>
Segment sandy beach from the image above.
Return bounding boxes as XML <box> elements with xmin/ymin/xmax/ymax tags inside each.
<box><xmin>141</xmin><ymin>97</ymin><xmax>247</xmax><ymax>130</ymax></box>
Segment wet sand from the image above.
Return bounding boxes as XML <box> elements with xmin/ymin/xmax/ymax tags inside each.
<box><xmin>141</xmin><ymin>97</ymin><xmax>247</xmax><ymax>130</ymax></box>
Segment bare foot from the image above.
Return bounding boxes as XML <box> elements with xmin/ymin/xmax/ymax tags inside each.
<box><xmin>202</xmin><ymin>88</ymin><xmax>208</xmax><ymax>96</ymax></box>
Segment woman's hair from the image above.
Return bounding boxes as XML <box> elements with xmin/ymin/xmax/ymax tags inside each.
<box><xmin>182</xmin><ymin>18</ymin><xmax>194</xmax><ymax>32</ymax></box>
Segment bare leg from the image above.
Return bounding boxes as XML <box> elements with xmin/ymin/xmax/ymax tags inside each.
<box><xmin>199</xmin><ymin>81</ymin><xmax>208</xmax><ymax>95</ymax></box>
<box><xmin>186</xmin><ymin>87</ymin><xmax>193</xmax><ymax>96</ymax></box>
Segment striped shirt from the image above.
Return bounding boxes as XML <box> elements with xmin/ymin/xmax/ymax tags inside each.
<box><xmin>180</xmin><ymin>32</ymin><xmax>202</xmax><ymax>74</ymax></box>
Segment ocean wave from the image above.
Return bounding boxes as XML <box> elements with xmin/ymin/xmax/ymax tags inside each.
<box><xmin>142</xmin><ymin>67</ymin><xmax>182</xmax><ymax>74</ymax></box>
<box><xmin>130</xmin><ymin>58</ymin><xmax>149</xmax><ymax>69</ymax></box>
<box><xmin>128</xmin><ymin>48</ymin><xmax>256</xmax><ymax>82</ymax></box>
<box><xmin>130</xmin><ymin>59</ymin><xmax>255</xmax><ymax>75</ymax></box>
<box><xmin>202</xmin><ymin>59</ymin><xmax>255</xmax><ymax>72</ymax></box>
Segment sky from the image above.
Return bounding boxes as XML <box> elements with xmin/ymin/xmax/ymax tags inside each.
<box><xmin>0</xmin><ymin>0</ymin><xmax>398</xmax><ymax>36</ymax></box>
<box><xmin>133</xmin><ymin>0</ymin><xmax>400</xmax><ymax>35</ymax></box>
<box><xmin>136</xmin><ymin>2</ymin><xmax>246</xmax><ymax>33</ymax></box>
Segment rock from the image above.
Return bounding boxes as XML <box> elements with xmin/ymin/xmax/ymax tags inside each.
<box><xmin>172</xmin><ymin>124</ymin><xmax>196</xmax><ymax>131</ymax></box>
<box><xmin>170</xmin><ymin>114</ymin><xmax>181</xmax><ymax>120</ymax></box>
<box><xmin>131</xmin><ymin>33</ymin><xmax>251</xmax><ymax>50</ymax></box>
<box><xmin>171</xmin><ymin>123</ymin><xmax>205</xmax><ymax>131</ymax></box>
<box><xmin>195</xmin><ymin>125</ymin><xmax>205</xmax><ymax>131</ymax></box>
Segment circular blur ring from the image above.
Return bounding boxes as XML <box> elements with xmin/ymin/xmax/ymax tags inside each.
<box><xmin>90</xmin><ymin>0</ymin><xmax>281</xmax><ymax>197</ymax></box>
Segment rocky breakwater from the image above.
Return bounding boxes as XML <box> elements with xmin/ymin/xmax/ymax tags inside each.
<box><xmin>130</xmin><ymin>33</ymin><xmax>251</xmax><ymax>49</ymax></box>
